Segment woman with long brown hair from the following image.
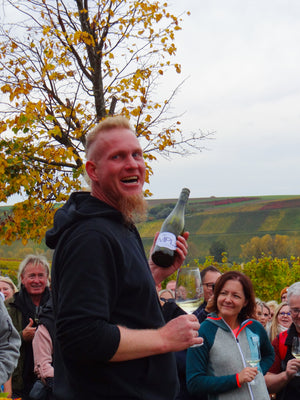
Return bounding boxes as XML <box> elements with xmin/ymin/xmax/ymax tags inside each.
<box><xmin>186</xmin><ymin>271</ymin><xmax>274</xmax><ymax>400</ymax></box>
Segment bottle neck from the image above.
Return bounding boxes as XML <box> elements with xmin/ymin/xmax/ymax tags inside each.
<box><xmin>177</xmin><ymin>190</ymin><xmax>190</xmax><ymax>207</ymax></box>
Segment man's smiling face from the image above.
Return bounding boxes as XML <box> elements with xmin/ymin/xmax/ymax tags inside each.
<box><xmin>86</xmin><ymin>127</ymin><xmax>146</xmax><ymax>211</ymax></box>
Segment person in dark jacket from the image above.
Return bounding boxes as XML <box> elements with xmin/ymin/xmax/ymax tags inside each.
<box><xmin>174</xmin><ymin>266</ymin><xmax>222</xmax><ymax>400</ymax></box>
<box><xmin>32</xmin><ymin>297</ymin><xmax>54</xmax><ymax>400</ymax></box>
<box><xmin>5</xmin><ymin>254</ymin><xmax>51</xmax><ymax>400</ymax></box>
<box><xmin>194</xmin><ymin>266</ymin><xmax>221</xmax><ymax>324</ymax></box>
<box><xmin>45</xmin><ymin>115</ymin><xmax>202</xmax><ymax>400</ymax></box>
<box><xmin>265</xmin><ymin>281</ymin><xmax>300</xmax><ymax>400</ymax></box>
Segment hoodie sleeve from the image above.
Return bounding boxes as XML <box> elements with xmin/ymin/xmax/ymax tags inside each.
<box><xmin>53</xmin><ymin>227</ymin><xmax>122</xmax><ymax>363</ymax></box>
<box><xmin>186</xmin><ymin>322</ymin><xmax>239</xmax><ymax>395</ymax></box>
<box><xmin>0</xmin><ymin>299</ymin><xmax>21</xmax><ymax>385</ymax></box>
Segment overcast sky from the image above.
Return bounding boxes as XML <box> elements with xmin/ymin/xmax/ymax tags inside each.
<box><xmin>2</xmin><ymin>1</ymin><xmax>300</xmax><ymax>204</ymax></box>
<box><xmin>146</xmin><ymin>0</ymin><xmax>300</xmax><ymax>199</ymax></box>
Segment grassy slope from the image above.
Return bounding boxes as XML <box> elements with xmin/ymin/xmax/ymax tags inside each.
<box><xmin>138</xmin><ymin>195</ymin><xmax>300</xmax><ymax>263</ymax></box>
<box><xmin>1</xmin><ymin>195</ymin><xmax>300</xmax><ymax>264</ymax></box>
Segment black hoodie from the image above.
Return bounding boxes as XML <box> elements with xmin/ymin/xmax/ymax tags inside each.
<box><xmin>46</xmin><ymin>192</ymin><xmax>179</xmax><ymax>400</ymax></box>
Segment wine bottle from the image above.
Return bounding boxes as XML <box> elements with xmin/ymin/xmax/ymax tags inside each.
<box><xmin>151</xmin><ymin>188</ymin><xmax>190</xmax><ymax>268</ymax></box>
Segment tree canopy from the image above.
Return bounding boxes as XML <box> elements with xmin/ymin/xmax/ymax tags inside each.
<box><xmin>240</xmin><ymin>234</ymin><xmax>293</xmax><ymax>260</ymax></box>
<box><xmin>0</xmin><ymin>0</ymin><xmax>210</xmax><ymax>244</ymax></box>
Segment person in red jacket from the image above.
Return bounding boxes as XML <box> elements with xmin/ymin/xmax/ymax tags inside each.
<box><xmin>265</xmin><ymin>282</ymin><xmax>300</xmax><ymax>400</ymax></box>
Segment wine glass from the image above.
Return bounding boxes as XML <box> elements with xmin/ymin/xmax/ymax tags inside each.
<box><xmin>292</xmin><ymin>336</ymin><xmax>300</xmax><ymax>376</ymax></box>
<box><xmin>245</xmin><ymin>337</ymin><xmax>261</xmax><ymax>385</ymax></box>
<box><xmin>175</xmin><ymin>267</ymin><xmax>204</xmax><ymax>347</ymax></box>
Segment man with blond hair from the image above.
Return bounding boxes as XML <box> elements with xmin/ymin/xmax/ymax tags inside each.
<box><xmin>46</xmin><ymin>116</ymin><xmax>202</xmax><ymax>400</ymax></box>
<box><xmin>6</xmin><ymin>254</ymin><xmax>51</xmax><ymax>399</ymax></box>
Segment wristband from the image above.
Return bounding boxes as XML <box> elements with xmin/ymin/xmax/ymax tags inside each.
<box><xmin>236</xmin><ymin>373</ymin><xmax>241</xmax><ymax>388</ymax></box>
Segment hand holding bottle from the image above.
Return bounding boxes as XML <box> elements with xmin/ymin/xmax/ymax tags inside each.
<box><xmin>149</xmin><ymin>231</ymin><xmax>189</xmax><ymax>285</ymax></box>
<box><xmin>151</xmin><ymin>188</ymin><xmax>190</xmax><ymax>267</ymax></box>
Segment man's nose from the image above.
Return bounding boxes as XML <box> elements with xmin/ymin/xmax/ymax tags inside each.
<box><xmin>126</xmin><ymin>155</ymin><xmax>138</xmax><ymax>168</ymax></box>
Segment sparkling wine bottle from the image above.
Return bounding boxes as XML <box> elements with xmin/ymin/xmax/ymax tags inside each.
<box><xmin>151</xmin><ymin>188</ymin><xmax>190</xmax><ymax>268</ymax></box>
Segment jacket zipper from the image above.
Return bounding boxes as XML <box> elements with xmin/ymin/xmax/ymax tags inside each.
<box><xmin>222</xmin><ymin>319</ymin><xmax>255</xmax><ymax>400</ymax></box>
<box><xmin>236</xmin><ymin>336</ymin><xmax>255</xmax><ymax>400</ymax></box>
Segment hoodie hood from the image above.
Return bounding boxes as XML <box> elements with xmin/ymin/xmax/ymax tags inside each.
<box><xmin>46</xmin><ymin>191</ymin><xmax>122</xmax><ymax>249</ymax></box>
<box><xmin>207</xmin><ymin>312</ymin><xmax>254</xmax><ymax>336</ymax></box>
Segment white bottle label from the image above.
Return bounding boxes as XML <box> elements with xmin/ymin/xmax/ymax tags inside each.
<box><xmin>156</xmin><ymin>232</ymin><xmax>177</xmax><ymax>250</ymax></box>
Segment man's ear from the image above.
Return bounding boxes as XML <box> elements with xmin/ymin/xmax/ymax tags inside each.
<box><xmin>85</xmin><ymin>161</ymin><xmax>97</xmax><ymax>182</ymax></box>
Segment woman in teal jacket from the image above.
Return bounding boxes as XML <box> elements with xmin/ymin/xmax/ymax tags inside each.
<box><xmin>186</xmin><ymin>271</ymin><xmax>274</xmax><ymax>400</ymax></box>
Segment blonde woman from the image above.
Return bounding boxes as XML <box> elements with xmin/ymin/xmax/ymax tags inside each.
<box><xmin>0</xmin><ymin>276</ymin><xmax>18</xmax><ymax>300</ymax></box>
<box><xmin>269</xmin><ymin>302</ymin><xmax>292</xmax><ymax>342</ymax></box>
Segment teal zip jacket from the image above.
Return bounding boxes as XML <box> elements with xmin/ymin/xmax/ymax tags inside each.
<box><xmin>186</xmin><ymin>314</ymin><xmax>274</xmax><ymax>400</ymax></box>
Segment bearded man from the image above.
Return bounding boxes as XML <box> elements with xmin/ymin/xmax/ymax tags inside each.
<box><xmin>46</xmin><ymin>116</ymin><xmax>202</xmax><ymax>400</ymax></box>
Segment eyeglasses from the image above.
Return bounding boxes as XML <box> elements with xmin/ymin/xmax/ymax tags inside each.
<box><xmin>202</xmin><ymin>283</ymin><xmax>215</xmax><ymax>290</ymax></box>
<box><xmin>279</xmin><ymin>312</ymin><xmax>291</xmax><ymax>317</ymax></box>
<box><xmin>290</xmin><ymin>308</ymin><xmax>300</xmax><ymax>316</ymax></box>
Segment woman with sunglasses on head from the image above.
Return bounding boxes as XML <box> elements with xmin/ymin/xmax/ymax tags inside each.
<box><xmin>186</xmin><ymin>271</ymin><xmax>274</xmax><ymax>400</ymax></box>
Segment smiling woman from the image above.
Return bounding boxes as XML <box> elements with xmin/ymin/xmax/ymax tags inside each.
<box><xmin>0</xmin><ymin>276</ymin><xmax>17</xmax><ymax>300</ymax></box>
<box><xmin>186</xmin><ymin>271</ymin><xmax>275</xmax><ymax>400</ymax></box>
<box><xmin>269</xmin><ymin>302</ymin><xmax>292</xmax><ymax>342</ymax></box>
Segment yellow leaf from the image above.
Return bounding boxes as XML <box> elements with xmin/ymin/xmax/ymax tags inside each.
<box><xmin>131</xmin><ymin>107</ymin><xmax>141</xmax><ymax>117</ymax></box>
<box><xmin>174</xmin><ymin>63</ymin><xmax>181</xmax><ymax>73</ymax></box>
<box><xmin>1</xmin><ymin>84</ymin><xmax>11</xmax><ymax>93</ymax></box>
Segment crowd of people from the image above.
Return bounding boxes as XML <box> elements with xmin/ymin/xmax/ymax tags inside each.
<box><xmin>0</xmin><ymin>115</ymin><xmax>299</xmax><ymax>400</ymax></box>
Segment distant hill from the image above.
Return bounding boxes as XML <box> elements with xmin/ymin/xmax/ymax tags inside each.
<box><xmin>1</xmin><ymin>195</ymin><xmax>300</xmax><ymax>263</ymax></box>
<box><xmin>138</xmin><ymin>195</ymin><xmax>300</xmax><ymax>263</ymax></box>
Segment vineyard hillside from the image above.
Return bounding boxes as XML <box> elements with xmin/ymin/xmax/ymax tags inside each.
<box><xmin>1</xmin><ymin>195</ymin><xmax>300</xmax><ymax>264</ymax></box>
<box><xmin>139</xmin><ymin>195</ymin><xmax>300</xmax><ymax>263</ymax></box>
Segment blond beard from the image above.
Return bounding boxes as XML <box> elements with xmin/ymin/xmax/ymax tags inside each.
<box><xmin>117</xmin><ymin>193</ymin><xmax>148</xmax><ymax>224</ymax></box>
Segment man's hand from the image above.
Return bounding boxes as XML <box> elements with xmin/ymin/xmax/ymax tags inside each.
<box><xmin>158</xmin><ymin>314</ymin><xmax>202</xmax><ymax>352</ymax></box>
<box><xmin>22</xmin><ymin>318</ymin><xmax>36</xmax><ymax>342</ymax></box>
<box><xmin>111</xmin><ymin>314</ymin><xmax>201</xmax><ymax>362</ymax></box>
<box><xmin>285</xmin><ymin>358</ymin><xmax>300</xmax><ymax>379</ymax></box>
<box><xmin>149</xmin><ymin>232</ymin><xmax>189</xmax><ymax>285</ymax></box>
<box><xmin>265</xmin><ymin>358</ymin><xmax>300</xmax><ymax>393</ymax></box>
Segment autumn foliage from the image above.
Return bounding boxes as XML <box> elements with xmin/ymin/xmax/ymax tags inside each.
<box><xmin>192</xmin><ymin>255</ymin><xmax>300</xmax><ymax>303</ymax></box>
<box><xmin>0</xmin><ymin>0</ymin><xmax>208</xmax><ymax>244</ymax></box>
